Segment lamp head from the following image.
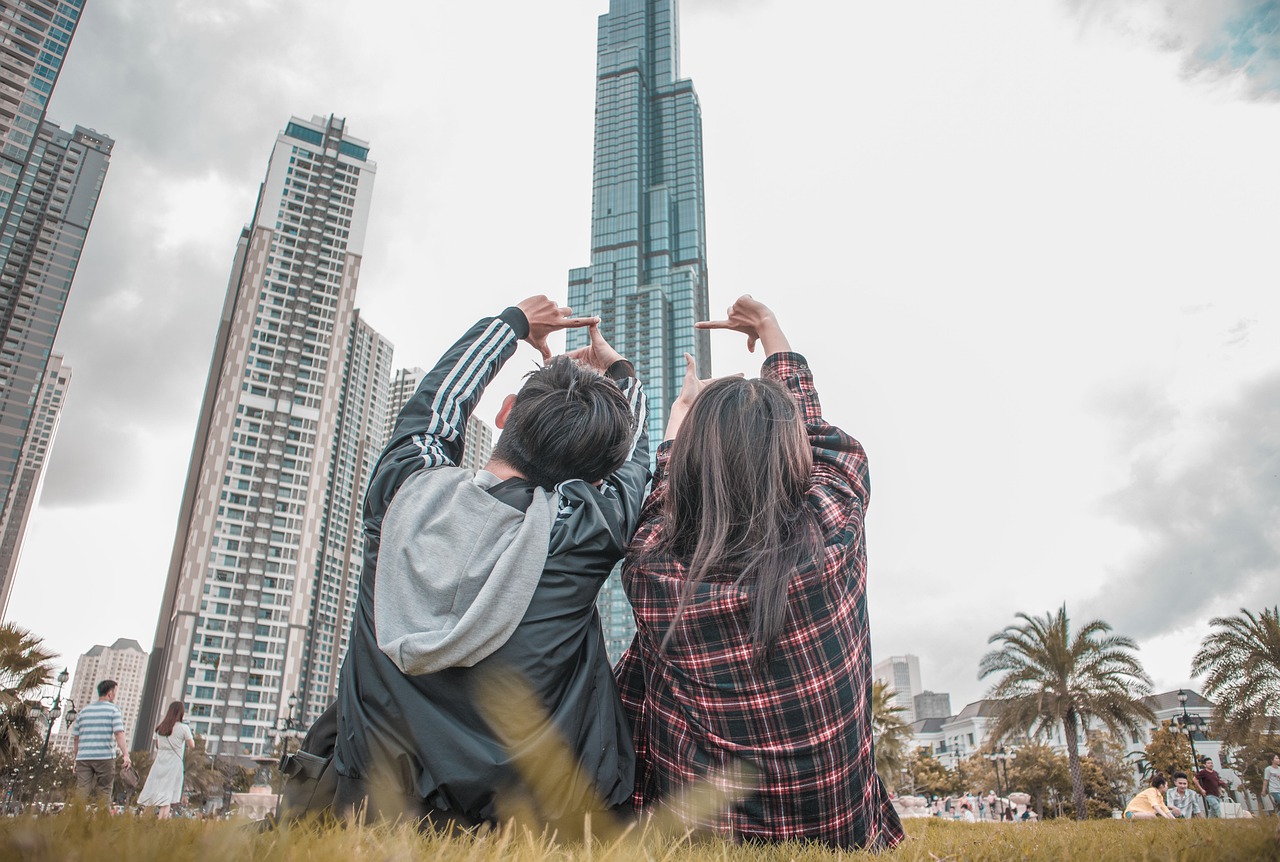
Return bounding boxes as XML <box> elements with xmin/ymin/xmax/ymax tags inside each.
<box><xmin>57</xmin><ymin>668</ymin><xmax>69</xmax><ymax>685</ymax></box>
<box><xmin>1177</xmin><ymin>689</ymin><xmax>1188</xmax><ymax>705</ymax></box>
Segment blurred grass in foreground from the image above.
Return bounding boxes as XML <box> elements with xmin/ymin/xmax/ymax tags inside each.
<box><xmin>1</xmin><ymin>812</ymin><xmax>1278</xmax><ymax>862</ymax></box>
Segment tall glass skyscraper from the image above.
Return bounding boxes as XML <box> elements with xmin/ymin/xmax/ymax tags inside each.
<box><xmin>0</xmin><ymin>122</ymin><xmax>111</xmax><ymax>619</ymax></box>
<box><xmin>567</xmin><ymin>0</ymin><xmax>712</xmax><ymax>659</ymax></box>
<box><xmin>0</xmin><ymin>0</ymin><xmax>104</xmax><ymax>619</ymax></box>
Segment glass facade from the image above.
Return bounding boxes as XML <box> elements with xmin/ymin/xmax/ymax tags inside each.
<box><xmin>0</xmin><ymin>0</ymin><xmax>97</xmax><ymax>618</ymax></box>
<box><xmin>0</xmin><ymin>123</ymin><xmax>111</xmax><ymax>618</ymax></box>
<box><xmin>566</xmin><ymin>0</ymin><xmax>711</xmax><ymax>661</ymax></box>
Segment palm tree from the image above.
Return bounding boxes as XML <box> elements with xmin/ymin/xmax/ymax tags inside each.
<box><xmin>1190</xmin><ymin>607</ymin><xmax>1280</xmax><ymax>745</ymax></box>
<box><xmin>979</xmin><ymin>605</ymin><xmax>1154</xmax><ymax>820</ymax></box>
<box><xmin>0</xmin><ymin>623</ymin><xmax>57</xmax><ymax>769</ymax></box>
<box><xmin>871</xmin><ymin>679</ymin><xmax>911</xmax><ymax>789</ymax></box>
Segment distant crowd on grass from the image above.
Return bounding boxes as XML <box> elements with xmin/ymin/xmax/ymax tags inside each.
<box><xmin>1122</xmin><ymin>756</ymin><xmax>1280</xmax><ymax>821</ymax></box>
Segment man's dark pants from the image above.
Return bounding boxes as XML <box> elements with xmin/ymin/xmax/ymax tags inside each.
<box><xmin>75</xmin><ymin>758</ymin><xmax>114</xmax><ymax>802</ymax></box>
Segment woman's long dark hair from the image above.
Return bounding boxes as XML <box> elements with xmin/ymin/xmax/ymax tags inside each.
<box><xmin>656</xmin><ymin>376</ymin><xmax>822</xmax><ymax>666</ymax></box>
<box><xmin>156</xmin><ymin>700</ymin><xmax>185</xmax><ymax>737</ymax></box>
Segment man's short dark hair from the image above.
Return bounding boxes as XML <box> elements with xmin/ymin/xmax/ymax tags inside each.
<box><xmin>97</xmin><ymin>679</ymin><xmax>117</xmax><ymax>698</ymax></box>
<box><xmin>492</xmin><ymin>357</ymin><xmax>635</xmax><ymax>489</ymax></box>
<box><xmin>1171</xmin><ymin>771</ymin><xmax>1187</xmax><ymax>782</ymax></box>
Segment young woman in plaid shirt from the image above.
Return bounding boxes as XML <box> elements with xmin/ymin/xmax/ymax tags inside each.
<box><xmin>615</xmin><ymin>295</ymin><xmax>904</xmax><ymax>850</ymax></box>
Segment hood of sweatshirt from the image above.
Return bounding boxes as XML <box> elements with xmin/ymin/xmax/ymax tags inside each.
<box><xmin>374</xmin><ymin>467</ymin><xmax>556</xmax><ymax>676</ymax></box>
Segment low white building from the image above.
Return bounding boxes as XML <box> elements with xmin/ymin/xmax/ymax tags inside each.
<box><xmin>906</xmin><ymin>688</ymin><xmax>1252</xmax><ymax>804</ymax></box>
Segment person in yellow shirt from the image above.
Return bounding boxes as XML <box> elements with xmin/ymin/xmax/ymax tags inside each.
<box><xmin>1125</xmin><ymin>774</ymin><xmax>1177</xmax><ymax>820</ymax></box>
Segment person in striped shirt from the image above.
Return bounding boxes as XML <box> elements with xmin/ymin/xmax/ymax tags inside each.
<box><xmin>71</xmin><ymin>679</ymin><xmax>131</xmax><ymax>802</ymax></box>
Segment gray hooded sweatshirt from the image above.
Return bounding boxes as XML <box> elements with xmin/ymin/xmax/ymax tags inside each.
<box><xmin>375</xmin><ymin>467</ymin><xmax>557</xmax><ymax>675</ymax></box>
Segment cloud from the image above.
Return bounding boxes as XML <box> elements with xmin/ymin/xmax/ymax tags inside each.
<box><xmin>1086</xmin><ymin>368</ymin><xmax>1280</xmax><ymax>638</ymax></box>
<box><xmin>1062</xmin><ymin>0</ymin><xmax>1280</xmax><ymax>99</ymax></box>
<box><xmin>38</xmin><ymin>0</ymin><xmax>350</xmax><ymax>506</ymax></box>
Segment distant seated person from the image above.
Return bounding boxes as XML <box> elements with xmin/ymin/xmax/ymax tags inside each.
<box><xmin>958</xmin><ymin>801</ymin><xmax>976</xmax><ymax>823</ymax></box>
<box><xmin>1166</xmin><ymin>771</ymin><xmax>1204</xmax><ymax>819</ymax></box>
<box><xmin>1125</xmin><ymin>774</ymin><xmax>1177</xmax><ymax>820</ymax></box>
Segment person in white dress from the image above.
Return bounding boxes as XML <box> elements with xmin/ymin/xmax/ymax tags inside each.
<box><xmin>136</xmin><ymin>701</ymin><xmax>195</xmax><ymax>818</ymax></box>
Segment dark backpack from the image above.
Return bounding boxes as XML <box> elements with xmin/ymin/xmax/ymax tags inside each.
<box><xmin>277</xmin><ymin>701</ymin><xmax>339</xmax><ymax>822</ymax></box>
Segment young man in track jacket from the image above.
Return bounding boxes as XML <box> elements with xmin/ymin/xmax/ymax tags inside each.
<box><xmin>332</xmin><ymin>295</ymin><xmax>649</xmax><ymax>826</ymax></box>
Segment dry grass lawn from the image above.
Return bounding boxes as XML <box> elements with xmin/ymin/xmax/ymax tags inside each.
<box><xmin>1</xmin><ymin>811</ymin><xmax>1277</xmax><ymax>862</ymax></box>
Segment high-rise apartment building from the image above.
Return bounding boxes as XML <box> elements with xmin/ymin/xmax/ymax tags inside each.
<box><xmin>0</xmin><ymin>0</ymin><xmax>89</xmax><ymax>225</ymax></box>
<box><xmin>567</xmin><ymin>0</ymin><xmax>712</xmax><ymax>660</ymax></box>
<box><xmin>298</xmin><ymin>310</ymin><xmax>392</xmax><ymax>723</ymax></box>
<box><xmin>56</xmin><ymin>638</ymin><xmax>147</xmax><ymax>748</ymax></box>
<box><xmin>0</xmin><ymin>1</ymin><xmax>98</xmax><ymax>613</ymax></box>
<box><xmin>458</xmin><ymin>416</ymin><xmax>493</xmax><ymax>472</ymax></box>
<box><xmin>0</xmin><ymin>122</ymin><xmax>111</xmax><ymax>617</ymax></box>
<box><xmin>384</xmin><ymin>366</ymin><xmax>424</xmax><ymax>444</ymax></box>
<box><xmin>874</xmin><ymin>654</ymin><xmax>923</xmax><ymax>724</ymax></box>
<box><xmin>136</xmin><ymin>116</ymin><xmax>385</xmax><ymax>754</ymax></box>
<box><xmin>0</xmin><ymin>352</ymin><xmax>66</xmax><ymax>616</ymax></box>
<box><xmin>913</xmin><ymin>690</ymin><xmax>952</xmax><ymax>722</ymax></box>
<box><xmin>385</xmin><ymin>365</ymin><xmax>494</xmax><ymax>474</ymax></box>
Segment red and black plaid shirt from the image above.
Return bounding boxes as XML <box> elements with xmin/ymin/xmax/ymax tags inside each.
<box><xmin>615</xmin><ymin>352</ymin><xmax>904</xmax><ymax>850</ymax></box>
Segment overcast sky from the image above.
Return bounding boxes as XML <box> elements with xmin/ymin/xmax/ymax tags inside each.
<box><xmin>8</xmin><ymin>0</ymin><xmax>1279</xmax><ymax>714</ymax></box>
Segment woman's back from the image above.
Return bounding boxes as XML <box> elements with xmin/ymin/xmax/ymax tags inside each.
<box><xmin>616</xmin><ymin>299</ymin><xmax>902</xmax><ymax>851</ymax></box>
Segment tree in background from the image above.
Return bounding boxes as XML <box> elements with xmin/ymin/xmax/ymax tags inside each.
<box><xmin>955</xmin><ymin>752</ymin><xmax>997</xmax><ymax>797</ymax></box>
<box><xmin>1220</xmin><ymin>730</ymin><xmax>1275</xmax><ymax>812</ymax></box>
<box><xmin>979</xmin><ymin>604</ymin><xmax>1155</xmax><ymax>819</ymax></box>
<box><xmin>1001</xmin><ymin>741</ymin><xmax>1071</xmax><ymax>819</ymax></box>
<box><xmin>905</xmin><ymin>747</ymin><xmax>959</xmax><ymax>798</ymax></box>
<box><xmin>871</xmin><ymin>679</ymin><xmax>911</xmax><ymax>790</ymax></box>
<box><xmin>126</xmin><ymin>748</ymin><xmax>154</xmax><ymax>804</ymax></box>
<box><xmin>183</xmin><ymin>735</ymin><xmax>232</xmax><ymax>809</ymax></box>
<box><xmin>1192</xmin><ymin>606</ymin><xmax>1280</xmax><ymax>746</ymax></box>
<box><xmin>1144</xmin><ymin>720</ymin><xmax>1200</xmax><ymax>788</ymax></box>
<box><xmin>1088</xmin><ymin>731</ymin><xmax>1137</xmax><ymax>810</ymax></box>
<box><xmin>0</xmin><ymin>623</ymin><xmax>57</xmax><ymax>770</ymax></box>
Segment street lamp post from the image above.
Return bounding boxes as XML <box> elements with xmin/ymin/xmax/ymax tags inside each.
<box><xmin>1175</xmin><ymin>689</ymin><xmax>1206</xmax><ymax>767</ymax></box>
<box><xmin>29</xmin><ymin>668</ymin><xmax>70</xmax><ymax>807</ymax></box>
<box><xmin>985</xmin><ymin>747</ymin><xmax>1016</xmax><ymax>820</ymax></box>
<box><xmin>275</xmin><ymin>692</ymin><xmax>303</xmax><ymax>762</ymax></box>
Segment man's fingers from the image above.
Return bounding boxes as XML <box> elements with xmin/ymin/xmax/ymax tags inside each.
<box><xmin>559</xmin><ymin>315</ymin><xmax>599</xmax><ymax>329</ymax></box>
<box><xmin>529</xmin><ymin>336</ymin><xmax>551</xmax><ymax>362</ymax></box>
<box><xmin>694</xmin><ymin>320</ymin><xmax>730</xmax><ymax>330</ymax></box>
<box><xmin>747</xmin><ymin>334</ymin><xmax>758</xmax><ymax>353</ymax></box>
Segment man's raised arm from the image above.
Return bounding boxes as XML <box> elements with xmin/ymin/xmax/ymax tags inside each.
<box><xmin>367</xmin><ymin>296</ymin><xmax>595</xmax><ymax>522</ymax></box>
<box><xmin>565</xmin><ymin>323</ymin><xmax>650</xmax><ymax>536</ymax></box>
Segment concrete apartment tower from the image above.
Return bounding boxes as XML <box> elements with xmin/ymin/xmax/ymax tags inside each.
<box><xmin>0</xmin><ymin>353</ymin><xmax>68</xmax><ymax>616</ymax></box>
<box><xmin>567</xmin><ymin>0</ymin><xmax>712</xmax><ymax>660</ymax></box>
<box><xmin>298</xmin><ymin>310</ymin><xmax>392</xmax><ymax>722</ymax></box>
<box><xmin>136</xmin><ymin>116</ymin><xmax>387</xmax><ymax>754</ymax></box>
<box><xmin>385</xmin><ymin>366</ymin><xmax>494</xmax><ymax>473</ymax></box>
<box><xmin>53</xmin><ymin>637</ymin><xmax>148</xmax><ymax>754</ymax></box>
<box><xmin>873</xmin><ymin>654</ymin><xmax>924</xmax><ymax>724</ymax></box>
<box><xmin>0</xmin><ymin>1</ymin><xmax>106</xmax><ymax>617</ymax></box>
